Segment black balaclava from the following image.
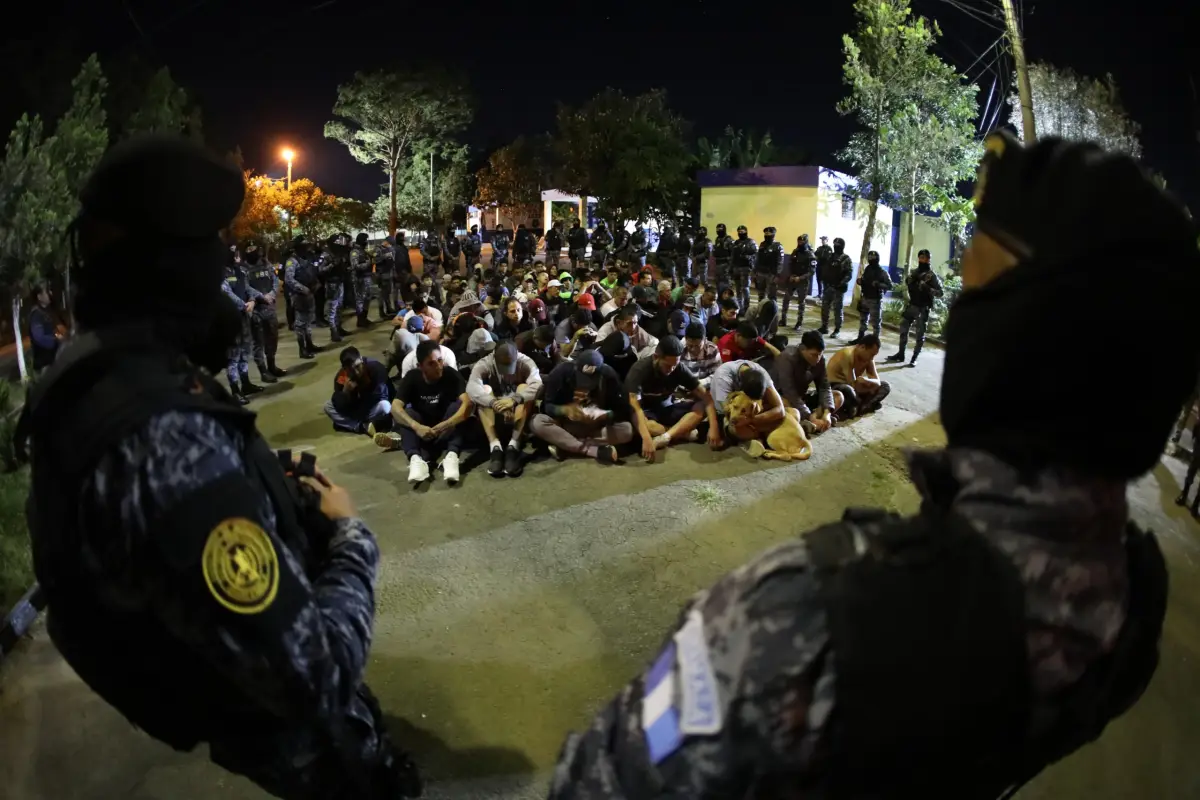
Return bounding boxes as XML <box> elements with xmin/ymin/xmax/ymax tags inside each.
<box><xmin>833</xmin><ymin>238</ymin><xmax>845</xmax><ymax>254</ymax></box>
<box><xmin>717</xmin><ymin>224</ymin><xmax>727</xmax><ymax>237</ymax></box>
<box><xmin>737</xmin><ymin>226</ymin><xmax>748</xmax><ymax>240</ymax></box>
<box><xmin>71</xmin><ymin>135</ymin><xmax>245</xmax><ymax>374</ymax></box>
<box><xmin>941</xmin><ymin>131</ymin><xmax>1200</xmax><ymax>479</ymax></box>
<box><xmin>867</xmin><ymin>251</ymin><xmax>880</xmax><ymax>265</ymax></box>
<box><xmin>763</xmin><ymin>227</ymin><xmax>776</xmax><ymax>242</ymax></box>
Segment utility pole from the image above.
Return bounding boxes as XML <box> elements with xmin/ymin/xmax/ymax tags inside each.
<box><xmin>1000</xmin><ymin>0</ymin><xmax>1037</xmax><ymax>143</ymax></box>
<box><xmin>429</xmin><ymin>151</ymin><xmax>434</xmax><ymax>222</ymax></box>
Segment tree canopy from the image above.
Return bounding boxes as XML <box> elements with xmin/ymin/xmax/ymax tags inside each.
<box><xmin>838</xmin><ymin>0</ymin><xmax>978</xmax><ymax>272</ymax></box>
<box><xmin>475</xmin><ymin>135</ymin><xmax>550</xmax><ymax>226</ymax></box>
<box><xmin>1011</xmin><ymin>63</ymin><xmax>1142</xmax><ymax>158</ymax></box>
<box><xmin>552</xmin><ymin>88</ymin><xmax>694</xmax><ymax>225</ymax></box>
<box><xmin>696</xmin><ymin>127</ymin><xmax>809</xmax><ymax>169</ymax></box>
<box><xmin>325</xmin><ymin>69</ymin><xmax>471</xmax><ymax>234</ymax></box>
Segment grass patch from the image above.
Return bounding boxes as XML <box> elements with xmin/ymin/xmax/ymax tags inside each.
<box><xmin>688</xmin><ymin>483</ymin><xmax>727</xmax><ymax>512</ymax></box>
<box><xmin>0</xmin><ymin>468</ymin><xmax>32</xmax><ymax>610</ymax></box>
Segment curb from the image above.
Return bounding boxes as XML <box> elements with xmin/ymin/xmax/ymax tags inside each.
<box><xmin>802</xmin><ymin>297</ymin><xmax>945</xmax><ymax>347</ymax></box>
<box><xmin>0</xmin><ymin>583</ymin><xmax>44</xmax><ymax>665</ymax></box>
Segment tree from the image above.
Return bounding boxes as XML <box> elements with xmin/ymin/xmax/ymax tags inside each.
<box><xmin>395</xmin><ymin>141</ymin><xmax>472</xmax><ymax>228</ymax></box>
<box><xmin>1010</xmin><ymin>63</ymin><xmax>1142</xmax><ymax>157</ymax></box>
<box><xmin>475</xmin><ymin>135</ymin><xmax>550</xmax><ymax>227</ymax></box>
<box><xmin>112</xmin><ymin>64</ymin><xmax>202</xmax><ymax>142</ymax></box>
<box><xmin>230</xmin><ymin>173</ymin><xmax>289</xmax><ymax>256</ymax></box>
<box><xmin>837</xmin><ymin>0</ymin><xmax>960</xmax><ymax>272</ymax></box>
<box><xmin>553</xmin><ymin>88</ymin><xmax>694</xmax><ymax>226</ymax></box>
<box><xmin>43</xmin><ymin>55</ymin><xmax>109</xmax><ymax>317</ymax></box>
<box><xmin>0</xmin><ymin>56</ymin><xmax>109</xmax><ymax>380</ymax></box>
<box><xmin>325</xmin><ymin>69</ymin><xmax>471</xmax><ymax>236</ymax></box>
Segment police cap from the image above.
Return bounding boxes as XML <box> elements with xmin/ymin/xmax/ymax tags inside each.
<box><xmin>763</xmin><ymin>226</ymin><xmax>776</xmax><ymax>235</ymax></box>
<box><xmin>79</xmin><ymin>135</ymin><xmax>243</xmax><ymax>237</ymax></box>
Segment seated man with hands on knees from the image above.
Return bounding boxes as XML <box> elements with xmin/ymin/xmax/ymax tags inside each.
<box><xmin>325</xmin><ymin>346</ymin><xmax>394</xmax><ymax>435</ymax></box>
<box><xmin>625</xmin><ymin>335</ymin><xmax>723</xmax><ymax>461</ymax></box>
<box><xmin>532</xmin><ymin>349</ymin><xmax>633</xmax><ymax>464</ymax></box>
<box><xmin>380</xmin><ymin>339</ymin><xmax>475</xmax><ymax>486</ymax></box>
<box><xmin>466</xmin><ymin>341</ymin><xmax>543</xmax><ymax>478</ymax></box>
<box><xmin>771</xmin><ymin>329</ymin><xmax>843</xmax><ymax>434</ymax></box>
<box><xmin>826</xmin><ymin>333</ymin><xmax>890</xmax><ymax>419</ymax></box>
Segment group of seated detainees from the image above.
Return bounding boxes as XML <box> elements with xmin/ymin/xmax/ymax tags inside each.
<box><xmin>322</xmin><ymin>258</ymin><xmax>893</xmax><ymax>485</ymax></box>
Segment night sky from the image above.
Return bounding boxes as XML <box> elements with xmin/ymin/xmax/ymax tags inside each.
<box><xmin>4</xmin><ymin>0</ymin><xmax>1198</xmax><ymax>209</ymax></box>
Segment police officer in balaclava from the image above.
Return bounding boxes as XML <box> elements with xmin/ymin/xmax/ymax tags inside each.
<box><xmin>243</xmin><ymin>240</ymin><xmax>287</xmax><ymax>383</ymax></box>
<box><xmin>545</xmin><ymin>220</ymin><xmax>566</xmax><ymax>269</ymax></box>
<box><xmin>567</xmin><ymin>219</ymin><xmax>588</xmax><ymax>269</ymax></box>
<box><xmin>549</xmin><ymin>130</ymin><xmax>1198</xmax><ymax>800</ymax></box>
<box><xmin>351</xmin><ymin>231</ymin><xmax>375</xmax><ymax>327</ymax></box>
<box><xmin>628</xmin><ymin>221</ymin><xmax>649</xmax><ymax>269</ymax></box>
<box><xmin>730</xmin><ymin>224</ymin><xmax>758</xmax><ymax>312</ymax></box>
<box><xmin>656</xmin><ymin>222</ymin><xmax>679</xmax><ymax>284</ymax></box>
<box><xmin>463</xmin><ymin>223</ymin><xmax>483</xmax><ymax>270</ymax></box>
<box><xmin>491</xmin><ymin>222</ymin><xmax>511</xmax><ymax>268</ymax></box>
<box><xmin>712</xmin><ymin>222</ymin><xmax>734</xmax><ymax>287</ymax></box>
<box><xmin>220</xmin><ymin>244</ymin><xmax>264</xmax><ymax>404</ymax></box>
<box><xmin>819</xmin><ymin>236</ymin><xmax>853</xmax><ymax>337</ymax></box>
<box><xmin>783</xmin><ymin>233</ymin><xmax>815</xmax><ymax>329</ymax></box>
<box><xmin>322</xmin><ymin>231</ymin><xmax>353</xmax><ymax>340</ymax></box>
<box><xmin>754</xmin><ymin>225</ymin><xmax>784</xmax><ymax>306</ymax></box>
<box><xmin>16</xmin><ymin>135</ymin><xmax>423</xmax><ymax>799</ymax></box>
<box><xmin>690</xmin><ymin>225</ymin><xmax>713</xmax><ymax>283</ymax></box>
<box><xmin>284</xmin><ymin>234</ymin><xmax>321</xmax><ymax>359</ymax></box>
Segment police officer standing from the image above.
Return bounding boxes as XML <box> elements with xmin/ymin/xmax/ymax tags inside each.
<box><xmin>16</xmin><ymin>135</ymin><xmax>423</xmax><ymax>799</ymax></box>
<box><xmin>443</xmin><ymin>224</ymin><xmax>463</xmax><ymax>274</ymax></box>
<box><xmin>395</xmin><ymin>230</ymin><xmax>414</xmax><ymax>280</ymax></box>
<box><xmin>712</xmin><ymin>223</ymin><xmax>734</xmax><ymax>288</ymax></box>
<box><xmin>463</xmin><ymin>224</ymin><xmax>483</xmax><ymax>270</ymax></box>
<box><xmin>886</xmin><ymin>248</ymin><xmax>943</xmax><ymax>366</ymax></box>
<box><xmin>284</xmin><ymin>235</ymin><xmax>320</xmax><ymax>359</ymax></box>
<box><xmin>730</xmin><ymin>224</ymin><xmax>757</xmax><ymax>312</ymax></box>
<box><xmin>853</xmin><ymin>249</ymin><xmax>893</xmax><ymax>344</ymax></box>
<box><xmin>513</xmin><ymin>223</ymin><xmax>535</xmax><ymax>268</ymax></box>
<box><xmin>610</xmin><ymin>222</ymin><xmax>629</xmax><ymax>266</ymax></box>
<box><xmin>351</xmin><ymin>232</ymin><xmax>375</xmax><ymax>328</ymax></box>
<box><xmin>690</xmin><ymin>226</ymin><xmax>712</xmax><ymax>283</ymax></box>
<box><xmin>548</xmin><ymin>130</ymin><xmax>1197</xmax><ymax>800</ymax></box>
<box><xmin>567</xmin><ymin>220</ymin><xmax>588</xmax><ymax>269</ymax></box>
<box><xmin>221</xmin><ymin>246</ymin><xmax>265</xmax><ymax>405</ymax></box>
<box><xmin>420</xmin><ymin>228</ymin><xmax>442</xmax><ymax>282</ymax></box>
<box><xmin>590</xmin><ymin>220</ymin><xmax>613</xmax><ymax>270</ymax></box>
<box><xmin>491</xmin><ymin>222</ymin><xmax>511</xmax><ymax>269</ymax></box>
<box><xmin>544</xmin><ymin>220</ymin><xmax>565</xmax><ymax>269</ymax></box>
<box><xmin>322</xmin><ymin>232</ymin><xmax>353</xmax><ymax>341</ymax></box>
<box><xmin>656</xmin><ymin>223</ymin><xmax>679</xmax><ymax>284</ymax></box>
<box><xmin>814</xmin><ymin>234</ymin><xmax>832</xmax><ymax>297</ymax></box>
<box><xmin>373</xmin><ymin>235</ymin><xmax>397</xmax><ymax>319</ymax></box>
<box><xmin>674</xmin><ymin>226</ymin><xmax>693</xmax><ymax>283</ymax></box>
<box><xmin>754</xmin><ymin>226</ymin><xmax>784</xmax><ymax>306</ymax></box>
<box><xmin>818</xmin><ymin>236</ymin><xmax>853</xmax><ymax>337</ymax></box>
<box><xmin>628</xmin><ymin>222</ymin><xmax>649</xmax><ymax>269</ymax></box>
<box><xmin>782</xmin><ymin>233</ymin><xmax>816</xmax><ymax>329</ymax></box>
<box><xmin>244</xmin><ymin>241</ymin><xmax>287</xmax><ymax>383</ymax></box>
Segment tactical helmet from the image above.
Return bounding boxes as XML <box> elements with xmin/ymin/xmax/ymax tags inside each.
<box><xmin>716</xmin><ymin>223</ymin><xmax>727</xmax><ymax>233</ymax></box>
<box><xmin>833</xmin><ymin>237</ymin><xmax>845</xmax><ymax>247</ymax></box>
<box><xmin>799</xmin><ymin>234</ymin><xmax>809</xmax><ymax>244</ymax></box>
<box><xmin>867</xmin><ymin>250</ymin><xmax>880</xmax><ymax>260</ymax></box>
<box><xmin>918</xmin><ymin>248</ymin><xmax>931</xmax><ymax>258</ymax></box>
<box><xmin>470</xmin><ymin>224</ymin><xmax>478</xmax><ymax>233</ymax></box>
<box><xmin>763</xmin><ymin>226</ymin><xmax>776</xmax><ymax>235</ymax></box>
<box><xmin>355</xmin><ymin>232</ymin><xmax>368</xmax><ymax>246</ymax></box>
<box><xmin>698</xmin><ymin>226</ymin><xmax>708</xmax><ymax>237</ymax></box>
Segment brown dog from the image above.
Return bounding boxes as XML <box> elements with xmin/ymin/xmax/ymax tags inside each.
<box><xmin>724</xmin><ymin>391</ymin><xmax>813</xmax><ymax>461</ymax></box>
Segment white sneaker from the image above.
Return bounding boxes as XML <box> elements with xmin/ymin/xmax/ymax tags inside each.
<box><xmin>441</xmin><ymin>451</ymin><xmax>461</xmax><ymax>485</ymax></box>
<box><xmin>407</xmin><ymin>455</ymin><xmax>430</xmax><ymax>485</ymax></box>
<box><xmin>653</xmin><ymin>433</ymin><xmax>672</xmax><ymax>450</ymax></box>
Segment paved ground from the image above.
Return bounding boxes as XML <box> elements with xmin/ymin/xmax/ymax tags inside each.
<box><xmin>2</xmin><ymin>302</ymin><xmax>1200</xmax><ymax>799</ymax></box>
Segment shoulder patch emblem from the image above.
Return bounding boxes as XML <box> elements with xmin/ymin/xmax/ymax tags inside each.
<box><xmin>201</xmin><ymin>518</ymin><xmax>279</xmax><ymax>614</ymax></box>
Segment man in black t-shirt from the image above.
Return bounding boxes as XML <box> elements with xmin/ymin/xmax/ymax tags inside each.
<box><xmin>624</xmin><ymin>336</ymin><xmax>722</xmax><ymax>462</ymax></box>
<box><xmin>378</xmin><ymin>340</ymin><xmax>475</xmax><ymax>486</ymax></box>
<box><xmin>705</xmin><ymin>298</ymin><xmax>740</xmax><ymax>342</ymax></box>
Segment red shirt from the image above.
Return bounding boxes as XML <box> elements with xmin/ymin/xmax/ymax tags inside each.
<box><xmin>717</xmin><ymin>331</ymin><xmax>766</xmax><ymax>362</ymax></box>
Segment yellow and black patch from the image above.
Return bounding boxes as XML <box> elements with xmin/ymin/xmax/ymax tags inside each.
<box><xmin>201</xmin><ymin>518</ymin><xmax>279</xmax><ymax>614</ymax></box>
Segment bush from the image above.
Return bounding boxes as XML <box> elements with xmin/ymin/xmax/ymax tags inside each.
<box><xmin>882</xmin><ymin>298</ymin><xmax>905</xmax><ymax>326</ymax></box>
<box><xmin>927</xmin><ymin>275</ymin><xmax>963</xmax><ymax>338</ymax></box>
<box><xmin>0</xmin><ymin>379</ymin><xmax>32</xmax><ymax>609</ymax></box>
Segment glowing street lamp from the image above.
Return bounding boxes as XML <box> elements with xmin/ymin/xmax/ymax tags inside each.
<box><xmin>281</xmin><ymin>148</ymin><xmax>295</xmax><ymax>191</ymax></box>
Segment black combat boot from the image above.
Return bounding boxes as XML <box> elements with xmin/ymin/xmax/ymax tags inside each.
<box><xmin>330</xmin><ymin>327</ymin><xmax>344</xmax><ymax>343</ymax></box>
<box><xmin>335</xmin><ymin>320</ymin><xmax>352</xmax><ymax>337</ymax></box>
<box><xmin>885</xmin><ymin>351</ymin><xmax>905</xmax><ymax>363</ymax></box>
<box><xmin>298</xmin><ymin>335</ymin><xmax>314</xmax><ymax>359</ymax></box>
<box><xmin>240</xmin><ymin>375</ymin><xmax>264</xmax><ymax>395</ymax></box>
<box><xmin>267</xmin><ymin>357</ymin><xmax>287</xmax><ymax>377</ymax></box>
<box><xmin>256</xmin><ymin>363</ymin><xmax>278</xmax><ymax>384</ymax></box>
<box><xmin>228</xmin><ymin>380</ymin><xmax>249</xmax><ymax>406</ymax></box>
<box><xmin>306</xmin><ymin>333</ymin><xmax>321</xmax><ymax>353</ymax></box>
<box><xmin>817</xmin><ymin>326</ymin><xmax>829</xmax><ymax>335</ymax></box>
<box><xmin>356</xmin><ymin>312</ymin><xmax>370</xmax><ymax>328</ymax></box>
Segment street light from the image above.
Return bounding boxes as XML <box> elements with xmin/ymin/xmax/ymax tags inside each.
<box><xmin>281</xmin><ymin>148</ymin><xmax>295</xmax><ymax>191</ymax></box>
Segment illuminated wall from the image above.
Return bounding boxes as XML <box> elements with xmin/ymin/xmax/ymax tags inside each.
<box><xmin>699</xmin><ymin>186</ymin><xmax>819</xmax><ymax>251</ymax></box>
<box><xmin>895</xmin><ymin>211</ymin><xmax>953</xmax><ymax>274</ymax></box>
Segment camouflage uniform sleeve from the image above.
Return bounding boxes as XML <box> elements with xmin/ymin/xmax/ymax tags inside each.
<box><xmin>284</xmin><ymin>259</ymin><xmax>306</xmax><ymax>294</ymax></box>
<box><xmin>83</xmin><ymin>410</ymin><xmax>380</xmax><ymax>725</ymax></box>
<box><xmin>549</xmin><ymin>539</ymin><xmax>835</xmax><ymax>798</ymax></box>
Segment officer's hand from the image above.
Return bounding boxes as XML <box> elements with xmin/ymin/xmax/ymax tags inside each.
<box><xmin>299</xmin><ymin>475</ymin><xmax>357</xmax><ymax>521</ymax></box>
<box><xmin>244</xmin><ymin>301</ymin><xmax>254</xmax><ymax>313</ymax></box>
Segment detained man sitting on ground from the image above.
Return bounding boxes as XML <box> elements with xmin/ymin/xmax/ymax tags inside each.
<box><xmin>681</xmin><ymin>321</ymin><xmax>722</xmax><ymax>385</ymax></box>
<box><xmin>599</xmin><ymin>285</ymin><xmax>631</xmax><ymax>320</ymax></box>
<box><xmin>467</xmin><ymin>341</ymin><xmax>543</xmax><ymax>478</ymax></box>
<box><xmin>625</xmin><ymin>335</ymin><xmax>723</xmax><ymax>461</ymax></box>
<box><xmin>555</xmin><ymin>307</ymin><xmax>598</xmax><ymax>359</ymax></box>
<box><xmin>377</xmin><ymin>339</ymin><xmax>475</xmax><ymax>486</ymax></box>
<box><xmin>825</xmin><ymin>332</ymin><xmax>891</xmax><ymax>419</ymax></box>
<box><xmin>399</xmin><ymin>334</ymin><xmax>458</xmax><ymax>378</ymax></box>
<box><xmin>718</xmin><ymin>320</ymin><xmax>781</xmax><ymax>363</ymax></box>
<box><xmin>597</xmin><ymin>304</ymin><xmax>658</xmax><ymax>358</ymax></box>
<box><xmin>770</xmin><ymin>328</ymin><xmax>842</xmax><ymax>435</ymax></box>
<box><xmin>389</xmin><ymin>315</ymin><xmax>429</xmax><ymax>374</ymax></box>
<box><xmin>709</xmin><ymin>359</ymin><xmax>791</xmax><ymax>445</ymax></box>
<box><xmin>516</xmin><ymin>324</ymin><xmax>563</xmax><ymax>374</ymax></box>
<box><xmin>705</xmin><ymin>298</ymin><xmax>740</xmax><ymax>342</ymax></box>
<box><xmin>325</xmin><ymin>345</ymin><xmax>394</xmax><ymax>434</ymax></box>
<box><xmin>532</xmin><ymin>349</ymin><xmax>633</xmax><ymax>465</ymax></box>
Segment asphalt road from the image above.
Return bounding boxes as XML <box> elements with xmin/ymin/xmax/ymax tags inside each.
<box><xmin>1</xmin><ymin>303</ymin><xmax>1198</xmax><ymax>799</ymax></box>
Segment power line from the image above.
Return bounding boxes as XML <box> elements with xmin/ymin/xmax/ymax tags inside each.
<box><xmin>934</xmin><ymin>0</ymin><xmax>1007</xmax><ymax>32</ymax></box>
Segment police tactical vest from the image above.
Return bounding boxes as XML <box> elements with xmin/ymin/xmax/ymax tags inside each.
<box><xmin>713</xmin><ymin>235</ymin><xmax>733</xmax><ymax>262</ymax></box>
<box><xmin>247</xmin><ymin>264</ymin><xmax>274</xmax><ymax>295</ymax></box>
<box><xmin>293</xmin><ymin>258</ymin><xmax>318</xmax><ymax>289</ymax></box>
<box><xmin>801</xmin><ymin>507</ymin><xmax>1166</xmax><ymax>799</ymax></box>
<box><xmin>224</xmin><ymin>267</ymin><xmax>249</xmax><ymax>301</ymax></box>
<box><xmin>15</xmin><ymin>327</ymin><xmax>328</xmax><ymax>751</ymax></box>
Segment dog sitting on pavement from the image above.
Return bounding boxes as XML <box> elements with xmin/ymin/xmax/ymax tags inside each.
<box><xmin>724</xmin><ymin>390</ymin><xmax>813</xmax><ymax>461</ymax></box>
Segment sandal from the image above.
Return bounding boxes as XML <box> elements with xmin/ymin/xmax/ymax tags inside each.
<box><xmin>595</xmin><ymin>444</ymin><xmax>619</xmax><ymax>464</ymax></box>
